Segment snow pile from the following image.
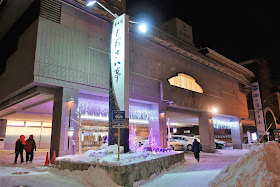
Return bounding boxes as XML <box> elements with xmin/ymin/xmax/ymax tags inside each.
<box><xmin>49</xmin><ymin>166</ymin><xmax>120</xmax><ymax>187</ymax></box>
<box><xmin>98</xmin><ymin>143</ymin><xmax>124</xmax><ymax>154</ymax></box>
<box><xmin>56</xmin><ymin>143</ymin><xmax>180</xmax><ymax>166</ymax></box>
<box><xmin>209</xmin><ymin>141</ymin><xmax>280</xmax><ymax>187</ymax></box>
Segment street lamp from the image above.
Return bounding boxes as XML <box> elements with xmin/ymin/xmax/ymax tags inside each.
<box><xmin>138</xmin><ymin>24</ymin><xmax>147</xmax><ymax>33</ymax></box>
<box><xmin>173</xmin><ymin>125</ymin><xmax>177</xmax><ymax>134</ymax></box>
<box><xmin>86</xmin><ymin>0</ymin><xmax>147</xmax><ymax>33</ymax></box>
<box><xmin>86</xmin><ymin>0</ymin><xmax>118</xmax><ymax>18</ymax></box>
<box><xmin>68</xmin><ymin>126</ymin><xmax>75</xmax><ymax>137</ymax></box>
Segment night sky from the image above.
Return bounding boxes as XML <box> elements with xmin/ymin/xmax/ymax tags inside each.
<box><xmin>126</xmin><ymin>0</ymin><xmax>280</xmax><ymax>86</ymax></box>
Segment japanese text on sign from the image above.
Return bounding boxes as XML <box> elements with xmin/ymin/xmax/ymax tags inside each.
<box><xmin>251</xmin><ymin>82</ymin><xmax>266</xmax><ymax>135</ymax></box>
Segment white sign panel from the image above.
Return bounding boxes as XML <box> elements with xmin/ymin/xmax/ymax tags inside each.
<box><xmin>251</xmin><ymin>82</ymin><xmax>266</xmax><ymax>135</ymax></box>
<box><xmin>110</xmin><ymin>14</ymin><xmax>129</xmax><ymax>117</ymax></box>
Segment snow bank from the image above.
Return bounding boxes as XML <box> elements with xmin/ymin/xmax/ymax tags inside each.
<box><xmin>56</xmin><ymin>143</ymin><xmax>180</xmax><ymax>166</ymax></box>
<box><xmin>49</xmin><ymin>166</ymin><xmax>120</xmax><ymax>187</ymax></box>
<box><xmin>209</xmin><ymin>141</ymin><xmax>280</xmax><ymax>187</ymax></box>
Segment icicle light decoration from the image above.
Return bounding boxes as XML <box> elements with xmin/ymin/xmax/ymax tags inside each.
<box><xmin>78</xmin><ymin>98</ymin><xmax>158</xmax><ymax>121</ymax></box>
<box><xmin>212</xmin><ymin>118</ymin><xmax>239</xmax><ymax>129</ymax></box>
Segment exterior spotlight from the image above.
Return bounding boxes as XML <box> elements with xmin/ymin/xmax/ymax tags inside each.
<box><xmin>67</xmin><ymin>97</ymin><xmax>74</xmax><ymax>103</ymax></box>
<box><xmin>139</xmin><ymin>24</ymin><xmax>147</xmax><ymax>33</ymax></box>
<box><xmin>86</xmin><ymin>1</ymin><xmax>97</xmax><ymax>7</ymax></box>
<box><xmin>212</xmin><ymin>107</ymin><xmax>218</xmax><ymax>113</ymax></box>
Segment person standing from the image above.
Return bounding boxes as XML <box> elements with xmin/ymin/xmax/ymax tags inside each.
<box><xmin>14</xmin><ymin>135</ymin><xmax>26</xmax><ymax>164</ymax></box>
<box><xmin>191</xmin><ymin>139</ymin><xmax>202</xmax><ymax>162</ymax></box>
<box><xmin>25</xmin><ymin>135</ymin><xmax>36</xmax><ymax>163</ymax></box>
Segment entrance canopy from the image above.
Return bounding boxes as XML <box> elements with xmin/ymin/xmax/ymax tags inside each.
<box><xmin>0</xmin><ymin>94</ymin><xmax>53</xmax><ymax>122</ymax></box>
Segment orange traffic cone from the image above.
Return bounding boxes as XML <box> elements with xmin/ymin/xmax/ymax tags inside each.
<box><xmin>51</xmin><ymin>150</ymin><xmax>56</xmax><ymax>165</ymax></box>
<box><xmin>44</xmin><ymin>152</ymin><xmax>49</xmax><ymax>166</ymax></box>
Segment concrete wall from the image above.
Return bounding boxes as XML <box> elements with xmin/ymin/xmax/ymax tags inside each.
<box><xmin>0</xmin><ymin>19</ymin><xmax>37</xmax><ymax>101</ymax></box>
<box><xmin>131</xmin><ymin>32</ymin><xmax>248</xmax><ymax>119</ymax></box>
<box><xmin>34</xmin><ymin>4</ymin><xmax>111</xmax><ymax>94</ymax></box>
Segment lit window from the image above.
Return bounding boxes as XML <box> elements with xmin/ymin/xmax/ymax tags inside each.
<box><xmin>43</xmin><ymin>122</ymin><xmax>52</xmax><ymax>127</ymax></box>
<box><xmin>168</xmin><ymin>73</ymin><xmax>204</xmax><ymax>93</ymax></box>
<box><xmin>184</xmin><ymin>130</ymin><xmax>190</xmax><ymax>134</ymax></box>
<box><xmin>7</xmin><ymin>120</ymin><xmax>24</xmax><ymax>126</ymax></box>
<box><xmin>26</xmin><ymin>121</ymin><xmax>41</xmax><ymax>127</ymax></box>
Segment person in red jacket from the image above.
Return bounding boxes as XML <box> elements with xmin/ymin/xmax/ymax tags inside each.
<box><xmin>25</xmin><ymin>135</ymin><xmax>36</xmax><ymax>163</ymax></box>
<box><xmin>14</xmin><ymin>135</ymin><xmax>25</xmax><ymax>164</ymax></box>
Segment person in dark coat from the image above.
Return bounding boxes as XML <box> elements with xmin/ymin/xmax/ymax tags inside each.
<box><xmin>14</xmin><ymin>135</ymin><xmax>26</xmax><ymax>164</ymax></box>
<box><xmin>25</xmin><ymin>135</ymin><xmax>36</xmax><ymax>162</ymax></box>
<box><xmin>191</xmin><ymin>139</ymin><xmax>202</xmax><ymax>162</ymax></box>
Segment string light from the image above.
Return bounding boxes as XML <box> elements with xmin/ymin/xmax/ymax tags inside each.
<box><xmin>212</xmin><ymin>118</ymin><xmax>239</xmax><ymax>129</ymax></box>
<box><xmin>78</xmin><ymin>98</ymin><xmax>158</xmax><ymax>121</ymax></box>
<box><xmin>149</xmin><ymin>126</ymin><xmax>158</xmax><ymax>152</ymax></box>
<box><xmin>129</xmin><ymin>124</ymin><xmax>138</xmax><ymax>152</ymax></box>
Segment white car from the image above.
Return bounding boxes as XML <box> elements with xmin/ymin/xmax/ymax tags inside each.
<box><xmin>194</xmin><ymin>135</ymin><xmax>226</xmax><ymax>149</ymax></box>
<box><xmin>169</xmin><ymin>139</ymin><xmax>184</xmax><ymax>151</ymax></box>
<box><xmin>171</xmin><ymin>135</ymin><xmax>195</xmax><ymax>150</ymax></box>
<box><xmin>214</xmin><ymin>138</ymin><xmax>226</xmax><ymax>149</ymax></box>
<box><xmin>138</xmin><ymin>137</ymin><xmax>149</xmax><ymax>146</ymax></box>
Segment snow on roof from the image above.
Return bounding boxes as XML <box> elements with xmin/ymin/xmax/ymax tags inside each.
<box><xmin>209</xmin><ymin>141</ymin><xmax>280</xmax><ymax>186</ymax></box>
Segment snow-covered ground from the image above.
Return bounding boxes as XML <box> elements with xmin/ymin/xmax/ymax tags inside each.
<box><xmin>0</xmin><ymin>146</ymin><xmax>249</xmax><ymax>187</ymax></box>
<box><xmin>0</xmin><ymin>149</ymin><xmax>49</xmax><ymax>167</ymax></box>
<box><xmin>0</xmin><ymin>166</ymin><xmax>86</xmax><ymax>187</ymax></box>
<box><xmin>141</xmin><ymin>147</ymin><xmax>248</xmax><ymax>187</ymax></box>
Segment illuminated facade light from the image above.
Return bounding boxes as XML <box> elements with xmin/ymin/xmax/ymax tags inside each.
<box><xmin>252</xmin><ymin>132</ymin><xmax>257</xmax><ymax>141</ymax></box>
<box><xmin>86</xmin><ymin>1</ymin><xmax>97</xmax><ymax>7</ymax></box>
<box><xmin>212</xmin><ymin>107</ymin><xmax>218</xmax><ymax>113</ymax></box>
<box><xmin>168</xmin><ymin>73</ymin><xmax>204</xmax><ymax>93</ymax></box>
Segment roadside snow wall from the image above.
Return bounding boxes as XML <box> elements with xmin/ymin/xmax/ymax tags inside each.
<box><xmin>209</xmin><ymin>141</ymin><xmax>280</xmax><ymax>187</ymax></box>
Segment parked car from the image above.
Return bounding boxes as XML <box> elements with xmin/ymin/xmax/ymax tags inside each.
<box><xmin>214</xmin><ymin>138</ymin><xmax>226</xmax><ymax>149</ymax></box>
<box><xmin>138</xmin><ymin>137</ymin><xmax>149</xmax><ymax>146</ymax></box>
<box><xmin>171</xmin><ymin>135</ymin><xmax>194</xmax><ymax>150</ymax></box>
<box><xmin>194</xmin><ymin>135</ymin><xmax>226</xmax><ymax>149</ymax></box>
<box><xmin>170</xmin><ymin>139</ymin><xmax>184</xmax><ymax>151</ymax></box>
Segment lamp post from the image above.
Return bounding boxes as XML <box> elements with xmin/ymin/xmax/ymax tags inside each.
<box><xmin>68</xmin><ymin>125</ymin><xmax>75</xmax><ymax>154</ymax></box>
<box><xmin>86</xmin><ymin>0</ymin><xmax>146</xmax><ymax>153</ymax></box>
<box><xmin>70</xmin><ymin>109</ymin><xmax>82</xmax><ymax>156</ymax></box>
<box><xmin>67</xmin><ymin>96</ymin><xmax>82</xmax><ymax>155</ymax></box>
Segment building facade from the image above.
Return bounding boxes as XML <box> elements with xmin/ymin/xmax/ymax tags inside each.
<box><xmin>0</xmin><ymin>0</ymin><xmax>253</xmax><ymax>155</ymax></box>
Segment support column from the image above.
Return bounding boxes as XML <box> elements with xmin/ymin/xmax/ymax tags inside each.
<box><xmin>0</xmin><ymin>119</ymin><xmax>7</xmax><ymax>149</ymax></box>
<box><xmin>51</xmin><ymin>88</ymin><xmax>79</xmax><ymax>157</ymax></box>
<box><xmin>149</xmin><ymin>104</ymin><xmax>166</xmax><ymax>148</ymax></box>
<box><xmin>199</xmin><ymin>112</ymin><xmax>215</xmax><ymax>153</ymax></box>
<box><xmin>231</xmin><ymin>120</ymin><xmax>243</xmax><ymax>149</ymax></box>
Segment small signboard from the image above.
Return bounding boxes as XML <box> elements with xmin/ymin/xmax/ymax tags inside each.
<box><xmin>112</xmin><ymin>124</ymin><xmax>125</xmax><ymax>128</ymax></box>
<box><xmin>112</xmin><ymin>111</ymin><xmax>125</xmax><ymax>124</ymax></box>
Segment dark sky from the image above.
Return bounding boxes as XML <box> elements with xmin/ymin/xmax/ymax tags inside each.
<box><xmin>126</xmin><ymin>0</ymin><xmax>280</xmax><ymax>86</ymax></box>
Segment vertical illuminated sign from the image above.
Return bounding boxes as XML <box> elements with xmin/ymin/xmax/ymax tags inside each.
<box><xmin>110</xmin><ymin>14</ymin><xmax>129</xmax><ymax>116</ymax></box>
<box><xmin>109</xmin><ymin>14</ymin><xmax>129</xmax><ymax>152</ymax></box>
<box><xmin>251</xmin><ymin>82</ymin><xmax>266</xmax><ymax>136</ymax></box>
